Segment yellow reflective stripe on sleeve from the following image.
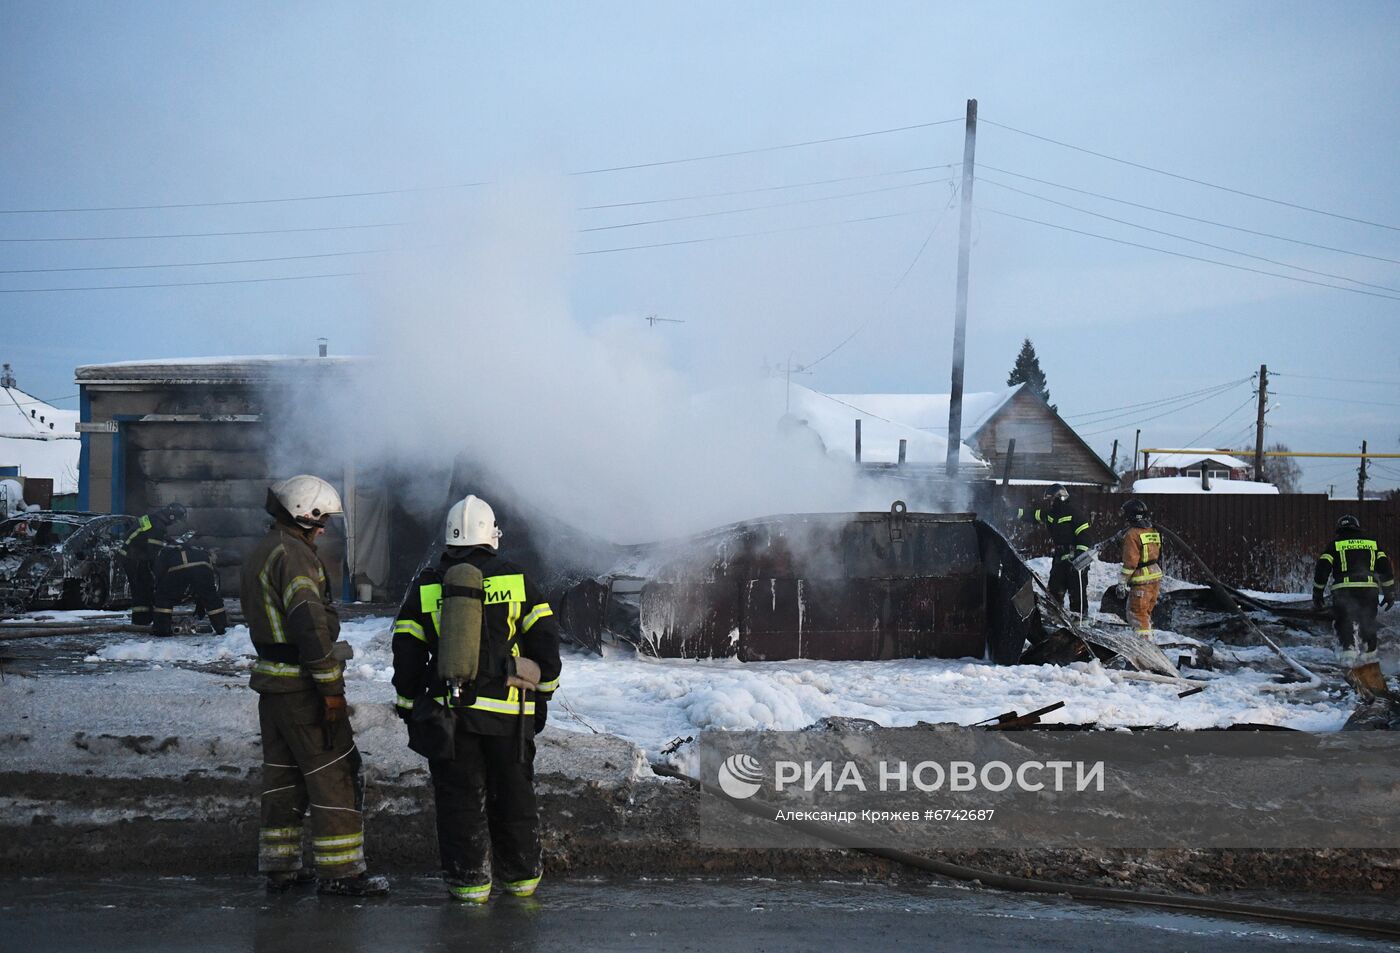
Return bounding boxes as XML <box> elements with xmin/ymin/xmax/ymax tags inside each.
<box><xmin>1319</xmin><ymin>554</ymin><xmax>1334</xmax><ymax>563</ymax></box>
<box><xmin>259</xmin><ymin>544</ymin><xmax>287</xmax><ymax>643</ymax></box>
<box><xmin>1056</xmin><ymin>515</ymin><xmax>1074</xmax><ymax>523</ymax></box>
<box><xmin>1075</xmin><ymin>522</ymin><xmax>1091</xmax><ymax>535</ymax></box>
<box><xmin>282</xmin><ymin>575</ymin><xmax>320</xmax><ymax>609</ymax></box>
<box><xmin>309</xmin><ymin>665</ymin><xmax>343</xmax><ymax>682</ymax></box>
<box><xmin>252</xmin><ymin>660</ymin><xmax>303</xmax><ymax>677</ymax></box>
<box><xmin>482</xmin><ymin>573</ymin><xmax>527</xmax><ymax>605</ymax></box>
<box><xmin>536</xmin><ymin>677</ymin><xmax>559</xmax><ymax>693</ymax></box>
<box><xmin>521</xmin><ymin>603</ymin><xmax>553</xmax><ymax>632</ymax></box>
<box><xmin>393</xmin><ymin>619</ymin><xmax>427</xmax><ymax>643</ymax></box>
<box><xmin>468</xmin><ymin>694</ymin><xmax>536</xmax><ymax>716</ymax></box>
<box><xmin>395</xmin><ymin>694</ymin><xmax>414</xmax><ymax>709</ymax></box>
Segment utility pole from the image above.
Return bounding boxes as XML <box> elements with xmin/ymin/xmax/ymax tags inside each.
<box><xmin>944</xmin><ymin>98</ymin><xmax>978</xmax><ymax>478</ymax></box>
<box><xmin>1253</xmin><ymin>364</ymin><xmax>1268</xmax><ymax>481</ymax></box>
<box><xmin>782</xmin><ymin>353</ymin><xmax>810</xmax><ymax>415</ymax></box>
<box><xmin>1132</xmin><ymin>429</ymin><xmax>1141</xmax><ymax>480</ymax></box>
<box><xmin>1358</xmin><ymin>439</ymin><xmax>1368</xmax><ymax>502</ymax></box>
<box><xmin>1109</xmin><ymin>438</ymin><xmax>1119</xmax><ymax>473</ymax></box>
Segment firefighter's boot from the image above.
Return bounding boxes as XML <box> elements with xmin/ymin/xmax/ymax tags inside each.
<box><xmin>265</xmin><ymin>869</ymin><xmax>316</xmax><ymax>893</ymax></box>
<box><xmin>317</xmin><ymin>872</ymin><xmax>390</xmax><ymax>897</ymax></box>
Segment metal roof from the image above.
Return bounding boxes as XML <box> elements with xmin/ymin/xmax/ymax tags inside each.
<box><xmin>75</xmin><ymin>355</ymin><xmax>363</xmax><ymax>386</ymax></box>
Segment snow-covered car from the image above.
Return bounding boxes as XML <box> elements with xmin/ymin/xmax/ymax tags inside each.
<box><xmin>0</xmin><ymin>511</ymin><xmax>140</xmax><ymax>612</ymax></box>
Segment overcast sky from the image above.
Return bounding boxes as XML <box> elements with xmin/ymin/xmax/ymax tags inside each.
<box><xmin>2</xmin><ymin>1</ymin><xmax>1397</xmax><ymax>494</ymax></box>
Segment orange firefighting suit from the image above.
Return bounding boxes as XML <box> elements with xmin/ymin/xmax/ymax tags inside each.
<box><xmin>1121</xmin><ymin>525</ymin><xmax>1163</xmax><ymax>636</ymax></box>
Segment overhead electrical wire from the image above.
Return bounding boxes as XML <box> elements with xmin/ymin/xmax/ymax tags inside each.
<box><xmin>975</xmin><ymin>205</ymin><xmax>1400</xmax><ymax>302</ymax></box>
<box><xmin>578</xmin><ymin>164</ymin><xmax>957</xmax><ymax>210</ymax></box>
<box><xmin>977</xmin><ymin>164</ymin><xmax>1400</xmax><ymax>268</ymax></box>
<box><xmin>576</xmin><ymin>207</ymin><xmax>932</xmax><ymax>256</ymax></box>
<box><xmin>1078</xmin><ymin>383</ymin><xmax>1251</xmax><ymax>437</ymax></box>
<box><xmin>0</xmin><ymin>222</ymin><xmax>407</xmax><ymax>244</ymax></box>
<box><xmin>980</xmin><ymin>117</ymin><xmax>1400</xmax><ymax>233</ymax></box>
<box><xmin>0</xmin><ymin>247</ymin><xmax>388</xmax><ymax>275</ymax></box>
<box><xmin>1181</xmin><ymin>394</ymin><xmax>1259</xmax><ymax>449</ymax></box>
<box><xmin>1270</xmin><ymin>391</ymin><xmax>1400</xmax><ymax>409</ymax></box>
<box><xmin>0</xmin><ymin>117</ymin><xmax>963</xmax><ymax>214</ymax></box>
<box><xmin>1065</xmin><ymin>377</ymin><xmax>1253</xmax><ymax>424</ymax></box>
<box><xmin>579</xmin><ymin>176</ymin><xmax>955</xmax><ymax>233</ymax></box>
<box><xmin>802</xmin><ymin>184</ymin><xmax>962</xmax><ymax>372</ymax></box>
<box><xmin>0</xmin><ymin>272</ymin><xmax>360</xmax><ymax>294</ymax></box>
<box><xmin>978</xmin><ymin>176</ymin><xmax>1400</xmax><ymax>295</ymax></box>
<box><xmin>1272</xmin><ymin>371</ymin><xmax>1400</xmax><ymax>387</ymax></box>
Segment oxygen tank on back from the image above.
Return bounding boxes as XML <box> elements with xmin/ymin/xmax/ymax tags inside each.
<box><xmin>437</xmin><ymin>562</ymin><xmax>484</xmax><ymax>703</ymax></box>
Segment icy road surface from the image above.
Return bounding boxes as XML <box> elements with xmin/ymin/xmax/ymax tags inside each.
<box><xmin>3</xmin><ymin>877</ymin><xmax>1395</xmax><ymax>953</ymax></box>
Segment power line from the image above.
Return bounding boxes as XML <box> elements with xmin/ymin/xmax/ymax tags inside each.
<box><xmin>0</xmin><ymin>272</ymin><xmax>359</xmax><ymax>294</ymax></box>
<box><xmin>0</xmin><ymin>118</ymin><xmax>963</xmax><ymax>214</ymax></box>
<box><xmin>1271</xmin><ymin>391</ymin><xmax>1400</xmax><ymax>409</ymax></box>
<box><xmin>978</xmin><ymin>164</ymin><xmax>1400</xmax><ymax>268</ymax></box>
<box><xmin>1078</xmin><ymin>384</ymin><xmax>1249</xmax><ymax>437</ymax></box>
<box><xmin>980</xmin><ymin>117</ymin><xmax>1400</xmax><ymax>233</ymax></box>
<box><xmin>567</xmin><ymin>118</ymin><xmax>963</xmax><ymax>176</ymax></box>
<box><xmin>579</xmin><ymin>165</ymin><xmax>956</xmax><ymax>210</ymax></box>
<box><xmin>1272</xmin><ymin>371</ymin><xmax>1400</xmax><ymax>387</ymax></box>
<box><xmin>803</xmin><ymin>184</ymin><xmax>962</xmax><ymax>372</ymax></box>
<box><xmin>0</xmin><ymin>222</ymin><xmax>407</xmax><ymax>244</ymax></box>
<box><xmin>1182</xmin><ymin>394</ymin><xmax>1259</xmax><ymax>449</ymax></box>
<box><xmin>579</xmin><ymin>176</ymin><xmax>955</xmax><ymax>233</ymax></box>
<box><xmin>978</xmin><ymin>176</ymin><xmax>1400</xmax><ymax>295</ymax></box>
<box><xmin>577</xmin><ymin>207</ymin><xmax>931</xmax><ymax>256</ymax></box>
<box><xmin>976</xmin><ymin>205</ymin><xmax>1400</xmax><ymax>302</ymax></box>
<box><xmin>0</xmin><ymin>247</ymin><xmax>388</xmax><ymax>275</ymax></box>
<box><xmin>1065</xmin><ymin>377</ymin><xmax>1252</xmax><ymax>422</ymax></box>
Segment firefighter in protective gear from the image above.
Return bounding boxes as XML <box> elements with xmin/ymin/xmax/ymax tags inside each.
<box><xmin>1016</xmin><ymin>484</ymin><xmax>1093</xmax><ymax>612</ymax></box>
<box><xmin>151</xmin><ymin>541</ymin><xmax>226</xmax><ymax>636</ymax></box>
<box><xmin>391</xmin><ymin>494</ymin><xmax>562</xmax><ymax>904</ymax></box>
<box><xmin>239</xmin><ymin>475</ymin><xmax>389</xmax><ymax>897</ymax></box>
<box><xmin>121</xmin><ymin>503</ymin><xmax>185</xmax><ymax>626</ymax></box>
<box><xmin>1313</xmin><ymin>515</ymin><xmax>1395</xmax><ymax>698</ymax></box>
<box><xmin>1115</xmin><ymin>499</ymin><xmax>1163</xmax><ymax>637</ymax></box>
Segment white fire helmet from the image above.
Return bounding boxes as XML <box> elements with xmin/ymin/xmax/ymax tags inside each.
<box><xmin>270</xmin><ymin>475</ymin><xmax>343</xmax><ymax>529</ymax></box>
<box><xmin>445</xmin><ymin>494</ymin><xmax>501</xmax><ymax>549</ymax></box>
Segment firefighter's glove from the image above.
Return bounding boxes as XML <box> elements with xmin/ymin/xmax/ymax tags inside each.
<box><xmin>1384</xmin><ymin>590</ymin><xmax>1396</xmax><ymax>611</ymax></box>
<box><xmin>323</xmin><ymin>694</ymin><xmax>349</xmax><ymax>724</ymax></box>
<box><xmin>508</xmin><ymin>657</ymin><xmax>542</xmax><ymax>691</ymax></box>
<box><xmin>1312</xmin><ymin>593</ymin><xmax>1326</xmax><ymax>611</ymax></box>
<box><xmin>1113</xmin><ymin>582</ymin><xmax>1128</xmax><ymax>599</ymax></box>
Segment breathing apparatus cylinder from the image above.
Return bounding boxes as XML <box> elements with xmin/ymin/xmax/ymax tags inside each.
<box><xmin>437</xmin><ymin>562</ymin><xmax>484</xmax><ymax>703</ymax></box>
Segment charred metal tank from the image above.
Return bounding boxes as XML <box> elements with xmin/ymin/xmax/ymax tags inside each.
<box><xmin>559</xmin><ymin>503</ymin><xmax>1041</xmax><ymax>664</ymax></box>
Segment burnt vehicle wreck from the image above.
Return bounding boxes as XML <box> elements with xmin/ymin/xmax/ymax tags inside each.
<box><xmin>558</xmin><ymin>503</ymin><xmax>1044</xmax><ymax>664</ymax></box>
<box><xmin>0</xmin><ymin>511</ymin><xmax>140</xmax><ymax>612</ymax></box>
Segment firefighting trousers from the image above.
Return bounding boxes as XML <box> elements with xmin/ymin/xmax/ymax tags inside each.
<box><xmin>1047</xmin><ymin>558</ymin><xmax>1088</xmax><ymax>613</ymax></box>
<box><xmin>152</xmin><ymin>564</ymin><xmax>226</xmax><ymax>636</ymax></box>
<box><xmin>1332</xmin><ymin>588</ymin><xmax>1380</xmax><ymax>654</ymax></box>
<box><xmin>124</xmin><ymin>556</ymin><xmax>154</xmax><ymax>626</ymax></box>
<box><xmin>1127</xmin><ymin>580</ymin><xmax>1161</xmax><ymax>635</ymax></box>
<box><xmin>256</xmin><ymin>691</ymin><xmax>367</xmax><ymax>878</ymax></box>
<box><xmin>428</xmin><ymin>730</ymin><xmax>541</xmax><ymax>895</ymax></box>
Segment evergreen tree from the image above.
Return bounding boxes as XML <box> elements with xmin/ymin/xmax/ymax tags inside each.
<box><xmin>1006</xmin><ymin>338</ymin><xmax>1055</xmax><ymax>412</ymax></box>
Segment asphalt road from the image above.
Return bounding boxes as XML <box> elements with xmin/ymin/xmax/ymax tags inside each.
<box><xmin>3</xmin><ymin>877</ymin><xmax>1395</xmax><ymax>953</ymax></box>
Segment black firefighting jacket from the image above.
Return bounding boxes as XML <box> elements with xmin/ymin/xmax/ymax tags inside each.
<box><xmin>122</xmin><ymin>514</ymin><xmax>170</xmax><ymax>563</ymax></box>
<box><xmin>1017</xmin><ymin>499</ymin><xmax>1092</xmax><ymax>561</ymax></box>
<box><xmin>239</xmin><ymin>519</ymin><xmax>345</xmax><ymax>697</ymax></box>
<box><xmin>1314</xmin><ymin>530</ymin><xmax>1396</xmax><ymax>595</ymax></box>
<box><xmin>391</xmin><ymin>547</ymin><xmax>561</xmax><ymax>737</ymax></box>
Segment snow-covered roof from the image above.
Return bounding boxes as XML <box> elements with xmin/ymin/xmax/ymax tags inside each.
<box><xmin>1145</xmin><ymin>449</ymin><xmax>1250</xmax><ymax>470</ymax></box>
<box><xmin>0</xmin><ymin>387</ymin><xmax>80</xmax><ymax>494</ymax></box>
<box><xmin>826</xmin><ymin>386</ymin><xmax>1021</xmax><ymax>436</ymax></box>
<box><xmin>1132</xmin><ymin>476</ymin><xmax>1279</xmax><ymax>495</ymax></box>
<box><xmin>782</xmin><ymin>383</ymin><xmax>984</xmax><ymax>466</ymax></box>
<box><xmin>76</xmin><ymin>355</ymin><xmax>362</xmax><ymax>385</ymax></box>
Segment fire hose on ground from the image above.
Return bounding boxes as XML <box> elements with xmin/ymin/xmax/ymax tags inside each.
<box><xmin>650</xmin><ymin>762</ymin><xmax>1400</xmax><ymax>941</ymax></box>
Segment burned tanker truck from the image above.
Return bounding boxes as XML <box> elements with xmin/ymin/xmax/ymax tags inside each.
<box><xmin>558</xmin><ymin>502</ymin><xmax>1044</xmax><ymax>665</ymax></box>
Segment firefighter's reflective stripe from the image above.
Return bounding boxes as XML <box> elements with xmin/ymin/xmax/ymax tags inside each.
<box><xmin>167</xmin><ymin>559</ymin><xmax>212</xmax><ymax>572</ymax></box>
<box><xmin>310</xmin><ymin>664</ymin><xmax>344</xmax><ymax>683</ymax></box>
<box><xmin>394</xmin><ymin>619</ymin><xmax>427</xmax><ymax>643</ymax></box>
<box><xmin>503</xmin><ymin>876</ymin><xmax>540</xmax><ymax>896</ymax></box>
<box><xmin>450</xmin><ymin>882</ymin><xmax>491</xmax><ymax>902</ymax></box>
<box><xmin>282</xmin><ymin>575</ymin><xmax>321</xmax><ymax>609</ymax></box>
<box><xmin>313</xmin><ymin>832</ymin><xmax>364</xmax><ymax>867</ymax></box>
<box><xmin>125</xmin><ymin>515</ymin><xmax>153</xmax><ymax>545</ymax></box>
<box><xmin>394</xmin><ymin>693</ymin><xmax>414</xmax><ymax>710</ymax></box>
<box><xmin>482</xmin><ymin>573</ymin><xmax>526</xmax><ymax>605</ymax></box>
<box><xmin>1335</xmin><ymin>539</ymin><xmax>1378</xmax><ymax>574</ymax></box>
<box><xmin>1055</xmin><ymin>514</ymin><xmax>1074</xmax><ymax>524</ymax></box>
<box><xmin>420</xmin><ymin>582</ymin><xmax>443</xmax><ymax>632</ymax></box>
<box><xmin>1125</xmin><ymin>531</ymin><xmax>1163</xmax><ymax>583</ymax></box>
<box><xmin>259</xmin><ymin>826</ymin><xmax>302</xmax><ymax>864</ymax></box>
<box><xmin>536</xmin><ymin>676</ymin><xmax>559</xmax><ymax>693</ymax></box>
<box><xmin>253</xmin><ymin>660</ymin><xmax>303</xmax><ymax>678</ymax></box>
<box><xmin>1332</xmin><ymin>580</ymin><xmax>1380</xmax><ymax>589</ymax></box>
<box><xmin>259</xmin><ymin>544</ymin><xmax>288</xmax><ymax>643</ymax></box>
<box><xmin>521</xmin><ymin>602</ymin><xmax>553</xmax><ymax>633</ymax></box>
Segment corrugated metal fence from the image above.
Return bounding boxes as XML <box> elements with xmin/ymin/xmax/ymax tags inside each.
<box><xmin>974</xmin><ymin>485</ymin><xmax>1400</xmax><ymax>592</ymax></box>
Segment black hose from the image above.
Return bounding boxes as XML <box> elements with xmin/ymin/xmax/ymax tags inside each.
<box><xmin>652</xmin><ymin>763</ymin><xmax>1400</xmax><ymax>941</ymax></box>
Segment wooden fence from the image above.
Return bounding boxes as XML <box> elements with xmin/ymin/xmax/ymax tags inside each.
<box><xmin>970</xmin><ymin>484</ymin><xmax>1400</xmax><ymax>592</ymax></box>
